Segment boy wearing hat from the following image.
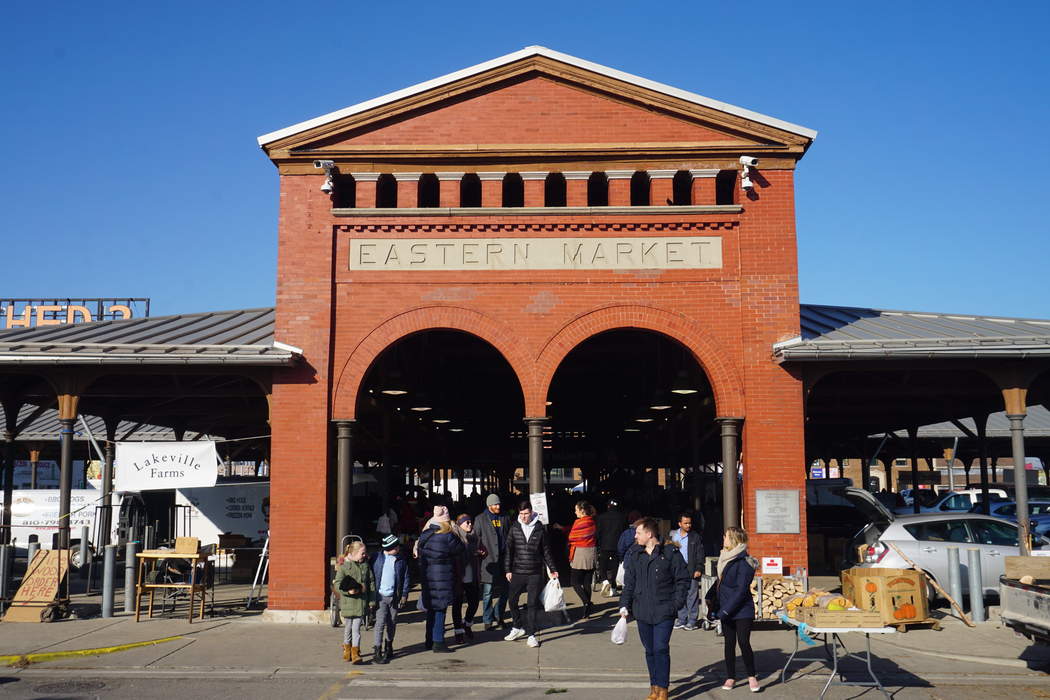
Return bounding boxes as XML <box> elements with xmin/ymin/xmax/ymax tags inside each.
<box><xmin>475</xmin><ymin>493</ymin><xmax>510</xmax><ymax>629</ymax></box>
<box><xmin>371</xmin><ymin>534</ymin><xmax>410</xmax><ymax>663</ymax></box>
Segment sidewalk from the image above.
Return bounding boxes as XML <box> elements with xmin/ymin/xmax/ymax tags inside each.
<box><xmin>1</xmin><ymin>583</ymin><xmax>1048</xmax><ymax>688</ymax></box>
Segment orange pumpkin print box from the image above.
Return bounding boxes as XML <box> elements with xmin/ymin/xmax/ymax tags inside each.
<box><xmin>841</xmin><ymin>568</ymin><xmax>929</xmax><ymax>625</ymax></box>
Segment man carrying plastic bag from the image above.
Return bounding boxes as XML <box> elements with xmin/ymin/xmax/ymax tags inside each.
<box><xmin>503</xmin><ymin>500</ymin><xmax>558</xmax><ymax>648</ymax></box>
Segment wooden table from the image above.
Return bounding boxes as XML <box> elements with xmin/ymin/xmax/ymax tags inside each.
<box><xmin>780</xmin><ymin>616</ymin><xmax>896</xmax><ymax>699</ymax></box>
<box><xmin>134</xmin><ymin>550</ymin><xmax>209</xmax><ymax>623</ymax></box>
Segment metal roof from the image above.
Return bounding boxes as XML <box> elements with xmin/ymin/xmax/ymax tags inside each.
<box><xmin>2</xmin><ymin>403</ymin><xmax>192</xmax><ymax>442</ymax></box>
<box><xmin>0</xmin><ymin>307</ymin><xmax>299</xmax><ymax>366</ymax></box>
<box><xmin>903</xmin><ymin>405</ymin><xmax>1050</xmax><ymax>439</ymax></box>
<box><xmin>257</xmin><ymin>45</ymin><xmax>818</xmax><ymax>147</ymax></box>
<box><xmin>776</xmin><ymin>304</ymin><xmax>1050</xmax><ymax>360</ymax></box>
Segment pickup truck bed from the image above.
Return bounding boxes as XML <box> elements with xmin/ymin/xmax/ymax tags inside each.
<box><xmin>1000</xmin><ymin>576</ymin><xmax>1050</xmax><ymax>646</ymax></box>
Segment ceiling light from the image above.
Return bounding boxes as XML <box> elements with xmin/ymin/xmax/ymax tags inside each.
<box><xmin>410</xmin><ymin>405</ymin><xmax>432</xmax><ymax>412</ymax></box>
<box><xmin>432</xmin><ymin>419</ymin><xmax>451</xmax><ymax>424</ymax></box>
<box><xmin>380</xmin><ymin>389</ymin><xmax>408</xmax><ymax>396</ymax></box>
<box><xmin>625</xmin><ymin>428</ymin><xmax>641</xmax><ymax>432</ymax></box>
<box><xmin>449</xmin><ymin>427</ymin><xmax>464</xmax><ymax>432</ymax></box>
<box><xmin>635</xmin><ymin>418</ymin><xmax>654</xmax><ymax>423</ymax></box>
<box><xmin>671</xmin><ymin>369</ymin><xmax>698</xmax><ymax>395</ymax></box>
<box><xmin>545</xmin><ymin>401</ymin><xmax>553</xmax><ymax>406</ymax></box>
<box><xmin>650</xmin><ymin>404</ymin><xmax>672</xmax><ymax>410</ymax></box>
<box><xmin>380</xmin><ymin>369</ymin><xmax>408</xmax><ymax>396</ymax></box>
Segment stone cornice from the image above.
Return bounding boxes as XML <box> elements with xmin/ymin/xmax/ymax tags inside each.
<box><xmin>335</xmin><ymin>217</ymin><xmax>740</xmax><ymax>232</ymax></box>
<box><xmin>333</xmin><ymin>205</ymin><xmax>742</xmax><ymax>218</ymax></box>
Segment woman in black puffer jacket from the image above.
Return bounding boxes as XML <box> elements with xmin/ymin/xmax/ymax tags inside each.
<box><xmin>418</xmin><ymin>519</ymin><xmax>465</xmax><ymax>653</ymax></box>
<box><xmin>715</xmin><ymin>526</ymin><xmax>759</xmax><ymax>692</ymax></box>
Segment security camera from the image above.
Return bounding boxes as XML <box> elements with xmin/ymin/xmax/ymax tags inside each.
<box><xmin>741</xmin><ymin>175</ymin><xmax>754</xmax><ymax>190</ymax></box>
<box><xmin>739</xmin><ymin>156</ymin><xmax>759</xmax><ymax>166</ymax></box>
<box><xmin>313</xmin><ymin>159</ymin><xmax>335</xmax><ymax>170</ymax></box>
<box><xmin>320</xmin><ymin>179</ymin><xmax>334</xmax><ymax>194</ymax></box>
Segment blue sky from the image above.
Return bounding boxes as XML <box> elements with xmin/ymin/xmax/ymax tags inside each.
<box><xmin>2</xmin><ymin>2</ymin><xmax>1048</xmax><ymax>318</ymax></box>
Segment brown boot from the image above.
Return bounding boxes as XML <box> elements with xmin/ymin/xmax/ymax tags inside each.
<box><xmin>654</xmin><ymin>687</ymin><xmax>668</xmax><ymax>700</ymax></box>
<box><xmin>350</xmin><ymin>646</ymin><xmax>362</xmax><ymax>664</ymax></box>
<box><xmin>645</xmin><ymin>686</ymin><xmax>658</xmax><ymax>700</ymax></box>
<box><xmin>342</xmin><ymin>644</ymin><xmax>351</xmax><ymax>661</ymax></box>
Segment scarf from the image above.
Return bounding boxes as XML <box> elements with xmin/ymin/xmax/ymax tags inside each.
<box><xmin>717</xmin><ymin>542</ymin><xmax>748</xmax><ymax>579</ymax></box>
<box><xmin>567</xmin><ymin>515</ymin><xmax>596</xmax><ymax>560</ymax></box>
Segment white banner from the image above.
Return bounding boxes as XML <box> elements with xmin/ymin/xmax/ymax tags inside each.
<box><xmin>115</xmin><ymin>442</ymin><xmax>219</xmax><ymax>492</ymax></box>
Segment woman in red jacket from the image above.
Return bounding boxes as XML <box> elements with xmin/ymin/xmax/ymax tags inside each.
<box><xmin>567</xmin><ymin>500</ymin><xmax>597</xmax><ymax>619</ymax></box>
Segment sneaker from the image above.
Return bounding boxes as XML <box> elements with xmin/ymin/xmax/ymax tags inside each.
<box><xmin>673</xmin><ymin>621</ymin><xmax>684</xmax><ymax>630</ymax></box>
<box><xmin>683</xmin><ymin>624</ymin><xmax>698</xmax><ymax>631</ymax></box>
<box><xmin>526</xmin><ymin>635</ymin><xmax>540</xmax><ymax>648</ymax></box>
<box><xmin>600</xmin><ymin>581</ymin><xmax>611</xmax><ymax>596</ymax></box>
<box><xmin>504</xmin><ymin>627</ymin><xmax>526</xmax><ymax>641</ymax></box>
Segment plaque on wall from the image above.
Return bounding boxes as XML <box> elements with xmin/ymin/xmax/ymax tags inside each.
<box><xmin>755</xmin><ymin>489</ymin><xmax>800</xmax><ymax>534</ymax></box>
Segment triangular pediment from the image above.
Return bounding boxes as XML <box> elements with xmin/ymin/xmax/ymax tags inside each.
<box><xmin>260</xmin><ymin>47</ymin><xmax>815</xmax><ymax>160</ymax></box>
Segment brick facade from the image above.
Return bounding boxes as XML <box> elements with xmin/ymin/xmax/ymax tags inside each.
<box><xmin>264</xmin><ymin>50</ymin><xmax>814</xmax><ymax>610</ymax></box>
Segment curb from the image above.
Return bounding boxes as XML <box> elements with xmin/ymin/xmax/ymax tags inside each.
<box><xmin>870</xmin><ymin>637</ymin><xmax>1042</xmax><ymax>670</ymax></box>
<box><xmin>0</xmin><ymin>635</ymin><xmax>183</xmax><ymax>667</ymax></box>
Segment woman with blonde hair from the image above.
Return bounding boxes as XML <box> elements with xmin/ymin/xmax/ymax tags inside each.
<box><xmin>418</xmin><ymin>511</ymin><xmax>465</xmax><ymax>652</ymax></box>
<box><xmin>714</xmin><ymin>526</ymin><xmax>759</xmax><ymax>692</ymax></box>
<box><xmin>333</xmin><ymin>540</ymin><xmax>375</xmax><ymax>664</ymax></box>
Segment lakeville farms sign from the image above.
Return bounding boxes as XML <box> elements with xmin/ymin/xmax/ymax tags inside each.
<box><xmin>114</xmin><ymin>442</ymin><xmax>219</xmax><ymax>491</ymax></box>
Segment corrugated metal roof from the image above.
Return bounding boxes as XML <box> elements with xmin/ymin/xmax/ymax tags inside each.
<box><xmin>0</xmin><ymin>308</ymin><xmax>298</xmax><ymax>366</ymax></box>
<box><xmin>874</xmin><ymin>405</ymin><xmax>1050</xmax><ymax>439</ymax></box>
<box><xmin>2</xmin><ymin>403</ymin><xmax>196</xmax><ymax>442</ymax></box>
<box><xmin>777</xmin><ymin>304</ymin><xmax>1050</xmax><ymax>360</ymax></box>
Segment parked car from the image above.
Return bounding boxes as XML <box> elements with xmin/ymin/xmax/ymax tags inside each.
<box><xmin>859</xmin><ymin>512</ymin><xmax>1050</xmax><ymax>599</ymax></box>
<box><xmin>893</xmin><ymin>488</ymin><xmax>1007</xmax><ymax>516</ymax></box>
<box><xmin>807</xmin><ymin>479</ymin><xmax>896</xmax><ymax>574</ymax></box>
<box><xmin>970</xmin><ymin>500</ymin><xmax>1050</xmax><ymax>537</ymax></box>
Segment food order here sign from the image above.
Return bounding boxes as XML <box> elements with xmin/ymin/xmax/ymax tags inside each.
<box><xmin>115</xmin><ymin>442</ymin><xmax>219</xmax><ymax>492</ymax></box>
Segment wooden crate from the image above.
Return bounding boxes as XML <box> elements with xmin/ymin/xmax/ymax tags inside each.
<box><xmin>841</xmin><ymin>567</ymin><xmax>927</xmax><ymax>625</ymax></box>
<box><xmin>797</xmin><ymin>608</ymin><xmax>884</xmax><ymax>628</ymax></box>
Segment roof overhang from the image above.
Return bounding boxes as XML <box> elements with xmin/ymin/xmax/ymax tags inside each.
<box><xmin>0</xmin><ymin>343</ymin><xmax>298</xmax><ymax>366</ymax></box>
<box><xmin>257</xmin><ymin>45</ymin><xmax>817</xmax><ymax>149</ymax></box>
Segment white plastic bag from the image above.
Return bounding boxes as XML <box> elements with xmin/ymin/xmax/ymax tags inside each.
<box><xmin>615</xmin><ymin>562</ymin><xmax>626</xmax><ymax>587</ymax></box>
<box><xmin>611</xmin><ymin>615</ymin><xmax>628</xmax><ymax>645</ymax></box>
<box><xmin>542</xmin><ymin>577</ymin><xmax>566</xmax><ymax>612</ymax></box>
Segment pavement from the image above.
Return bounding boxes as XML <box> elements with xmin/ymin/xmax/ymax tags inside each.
<box><xmin>1</xmin><ymin>579</ymin><xmax>1049</xmax><ymax>699</ymax></box>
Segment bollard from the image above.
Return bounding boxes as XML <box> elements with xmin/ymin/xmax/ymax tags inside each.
<box><xmin>102</xmin><ymin>545</ymin><xmax>116</xmax><ymax>618</ymax></box>
<box><xmin>967</xmin><ymin>548</ymin><xmax>985</xmax><ymax>623</ymax></box>
<box><xmin>124</xmin><ymin>540</ymin><xmax>138</xmax><ymax>614</ymax></box>
<box><xmin>0</xmin><ymin>545</ymin><xmax>10</xmax><ymax>609</ymax></box>
<box><xmin>946</xmin><ymin>547</ymin><xmax>963</xmax><ymax>609</ymax></box>
<box><xmin>27</xmin><ymin>541</ymin><xmax>40</xmax><ymax>567</ymax></box>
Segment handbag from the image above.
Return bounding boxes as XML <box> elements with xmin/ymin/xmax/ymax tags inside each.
<box><xmin>339</xmin><ymin>575</ymin><xmax>363</xmax><ymax>593</ymax></box>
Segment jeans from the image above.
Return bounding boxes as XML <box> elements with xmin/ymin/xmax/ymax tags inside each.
<box><xmin>722</xmin><ymin>617</ymin><xmax>755</xmax><ymax>678</ymax></box>
<box><xmin>507</xmin><ymin>573</ymin><xmax>543</xmax><ymax>635</ymax></box>
<box><xmin>373</xmin><ymin>595</ymin><xmax>398</xmax><ymax>647</ymax></box>
<box><xmin>452</xmin><ymin>582</ymin><xmax>480</xmax><ymax>629</ymax></box>
<box><xmin>342</xmin><ymin>615</ymin><xmax>363</xmax><ymax>646</ymax></box>
<box><xmin>637</xmin><ymin>619</ymin><xmax>674</xmax><ymax>688</ymax></box>
<box><xmin>676</xmin><ymin>578</ymin><xmax>699</xmax><ymax>626</ymax></box>
<box><xmin>481</xmin><ymin>579</ymin><xmax>507</xmax><ymax>625</ymax></box>
<box><xmin>425</xmin><ymin>607</ymin><xmax>448</xmax><ymax>644</ymax></box>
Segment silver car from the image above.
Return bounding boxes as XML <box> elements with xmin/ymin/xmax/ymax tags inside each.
<box><xmin>860</xmin><ymin>512</ymin><xmax>1050</xmax><ymax>598</ymax></box>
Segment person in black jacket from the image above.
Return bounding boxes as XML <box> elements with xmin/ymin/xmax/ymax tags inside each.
<box><xmin>503</xmin><ymin>501</ymin><xmax>558</xmax><ymax>648</ymax></box>
<box><xmin>619</xmin><ymin>517</ymin><xmax>689</xmax><ymax>700</ymax></box>
<box><xmin>475</xmin><ymin>494</ymin><xmax>510</xmax><ymax>630</ymax></box>
<box><xmin>595</xmin><ymin>499</ymin><xmax>626</xmax><ymax>596</ymax></box>
<box><xmin>669</xmin><ymin>511</ymin><xmax>704</xmax><ymax>630</ymax></box>
<box><xmin>715</xmin><ymin>526</ymin><xmax>759</xmax><ymax>692</ymax></box>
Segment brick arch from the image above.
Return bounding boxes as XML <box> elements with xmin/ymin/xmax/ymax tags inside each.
<box><xmin>332</xmin><ymin>306</ymin><xmax>532</xmax><ymax>419</ymax></box>
<box><xmin>532</xmin><ymin>305</ymin><xmax>745</xmax><ymax>417</ymax></box>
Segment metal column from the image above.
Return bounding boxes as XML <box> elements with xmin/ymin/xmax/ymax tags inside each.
<box><xmin>525</xmin><ymin>417</ymin><xmax>547</xmax><ymax>496</ymax></box>
<box><xmin>717</xmin><ymin>417</ymin><xmax>743</xmax><ymax>529</ymax></box>
<box><xmin>1</xmin><ymin>431</ymin><xmax>13</xmax><ymax>545</ymax></box>
<box><xmin>100</xmin><ymin>438</ymin><xmax>115</xmax><ymax>546</ymax></box>
<box><xmin>58</xmin><ymin>417</ymin><xmax>75</xmax><ymax>550</ymax></box>
<box><xmin>334</xmin><ymin>420</ymin><xmax>354</xmax><ymax>555</ymax></box>
<box><xmin>1008</xmin><ymin>413</ymin><xmax>1031</xmax><ymax>555</ymax></box>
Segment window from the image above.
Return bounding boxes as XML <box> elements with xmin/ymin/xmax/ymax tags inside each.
<box><xmin>940</xmin><ymin>494</ymin><xmax>971</xmax><ymax>511</ymax></box>
<box><xmin>1029</xmin><ymin>503</ymin><xmax>1050</xmax><ymax>515</ymax></box>
<box><xmin>672</xmin><ymin>170</ymin><xmax>692</xmax><ymax>205</ymax></box>
<box><xmin>333</xmin><ymin>174</ymin><xmax>356</xmax><ymax>208</ymax></box>
<box><xmin>968</xmin><ymin>519</ymin><xmax>1018</xmax><ymax>546</ymax></box>
<box><xmin>544</xmin><ymin>173</ymin><xmax>566</xmax><ymax>207</ymax></box>
<box><xmin>376</xmin><ymin>174</ymin><xmax>397</xmax><ymax>208</ymax></box>
<box><xmin>417</xmin><ymin>174</ymin><xmax>439</xmax><ymax>208</ymax></box>
<box><xmin>502</xmin><ymin>173</ymin><xmax>524</xmax><ymax>207</ymax></box>
<box><xmin>715</xmin><ymin>170</ymin><xmax>737</xmax><ymax>205</ymax></box>
<box><xmin>630</xmin><ymin>171</ymin><xmax>650</xmax><ymax>206</ymax></box>
<box><xmin>903</xmin><ymin>520</ymin><xmax>972</xmax><ymax>543</ymax></box>
<box><xmin>460</xmin><ymin>173</ymin><xmax>481</xmax><ymax>207</ymax></box>
<box><xmin>996</xmin><ymin>504</ymin><xmax>1017</xmax><ymax>516</ymax></box>
<box><xmin>587</xmin><ymin>172</ymin><xmax>608</xmax><ymax>206</ymax></box>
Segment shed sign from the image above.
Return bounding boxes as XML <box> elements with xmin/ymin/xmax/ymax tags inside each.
<box><xmin>115</xmin><ymin>442</ymin><xmax>219</xmax><ymax>491</ymax></box>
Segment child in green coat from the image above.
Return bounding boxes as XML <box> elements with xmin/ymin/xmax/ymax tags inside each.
<box><xmin>335</xmin><ymin>540</ymin><xmax>375</xmax><ymax>663</ymax></box>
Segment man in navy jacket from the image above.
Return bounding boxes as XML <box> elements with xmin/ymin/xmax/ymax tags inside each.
<box><xmin>371</xmin><ymin>534</ymin><xmax>411</xmax><ymax>663</ymax></box>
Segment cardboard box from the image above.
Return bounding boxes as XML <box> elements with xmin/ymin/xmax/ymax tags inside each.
<box><xmin>797</xmin><ymin>608</ymin><xmax>884</xmax><ymax>628</ymax></box>
<box><xmin>841</xmin><ymin>567</ymin><xmax>927</xmax><ymax>625</ymax></box>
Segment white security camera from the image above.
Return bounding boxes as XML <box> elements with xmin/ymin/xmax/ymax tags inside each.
<box><xmin>739</xmin><ymin>156</ymin><xmax>759</xmax><ymax>166</ymax></box>
<box><xmin>313</xmin><ymin>159</ymin><xmax>335</xmax><ymax>170</ymax></box>
<box><xmin>320</xmin><ymin>179</ymin><xmax>334</xmax><ymax>194</ymax></box>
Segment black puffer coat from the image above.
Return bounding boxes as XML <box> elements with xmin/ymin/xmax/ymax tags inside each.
<box><xmin>716</xmin><ymin>552</ymin><xmax>756</xmax><ymax>621</ymax></box>
<box><xmin>620</xmin><ymin>543</ymin><xmax>689</xmax><ymax>624</ymax></box>
<box><xmin>505</xmin><ymin>517</ymin><xmax>556</xmax><ymax>576</ymax></box>
<box><xmin>418</xmin><ymin>525</ymin><xmax>465</xmax><ymax>610</ymax></box>
<box><xmin>596</xmin><ymin>507</ymin><xmax>626</xmax><ymax>551</ymax></box>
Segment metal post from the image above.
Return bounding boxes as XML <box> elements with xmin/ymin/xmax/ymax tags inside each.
<box><xmin>27</xmin><ymin>540</ymin><xmax>39</xmax><ymax>566</ymax></box>
<box><xmin>30</xmin><ymin>450</ymin><xmax>39</xmax><ymax>489</ymax></box>
<box><xmin>977</xmin><ymin>415</ymin><xmax>990</xmax><ymax>514</ymax></box>
<box><xmin>525</xmin><ymin>417</ymin><xmax>546</xmax><ymax>496</ymax></box>
<box><xmin>124</xmin><ymin>540</ymin><xmax>138</xmax><ymax>614</ymax></box>
<box><xmin>1007</xmin><ymin>414</ymin><xmax>1032</xmax><ymax>556</ymax></box>
<box><xmin>58</xmin><ymin>417</ymin><xmax>75</xmax><ymax>551</ymax></box>
<box><xmin>102</xmin><ymin>545</ymin><xmax>116</xmax><ymax>618</ymax></box>
<box><xmin>1</xmin><ymin>432</ymin><xmax>13</xmax><ymax>545</ymax></box>
<box><xmin>908</xmin><ymin>427</ymin><xmax>920</xmax><ymax>515</ymax></box>
<box><xmin>334</xmin><ymin>420</ymin><xmax>354</xmax><ymax>555</ymax></box>
<box><xmin>79</xmin><ymin>526</ymin><xmax>90</xmax><ymax>583</ymax></box>
<box><xmin>947</xmin><ymin>547</ymin><xmax>963</xmax><ymax>610</ymax></box>
<box><xmin>144</xmin><ymin>525</ymin><xmax>154</xmax><ymax>551</ymax></box>
<box><xmin>100</xmin><ymin>439</ymin><xmax>115</xmax><ymax>546</ymax></box>
<box><xmin>0</xmin><ymin>544</ymin><xmax>10</xmax><ymax>609</ymax></box>
<box><xmin>717</xmin><ymin>417</ymin><xmax>743</xmax><ymax>529</ymax></box>
<box><xmin>967</xmin><ymin>548</ymin><xmax>985</xmax><ymax>622</ymax></box>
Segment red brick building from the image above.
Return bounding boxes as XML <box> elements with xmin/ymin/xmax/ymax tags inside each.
<box><xmin>259</xmin><ymin>47</ymin><xmax>817</xmax><ymax>612</ymax></box>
